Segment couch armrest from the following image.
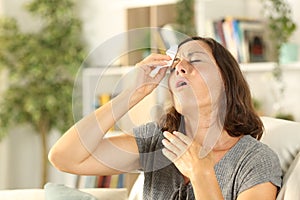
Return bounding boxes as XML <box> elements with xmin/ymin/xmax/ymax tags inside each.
<box><xmin>260</xmin><ymin>116</ymin><xmax>300</xmax><ymax>173</ymax></box>
<box><xmin>80</xmin><ymin>188</ymin><xmax>128</xmax><ymax>200</ymax></box>
<box><xmin>0</xmin><ymin>189</ymin><xmax>45</xmax><ymax>200</ymax></box>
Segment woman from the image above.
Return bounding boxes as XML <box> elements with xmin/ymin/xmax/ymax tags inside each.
<box><xmin>49</xmin><ymin>37</ymin><xmax>282</xmax><ymax>199</ymax></box>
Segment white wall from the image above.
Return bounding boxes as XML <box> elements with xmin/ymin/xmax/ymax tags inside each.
<box><xmin>242</xmin><ymin>64</ymin><xmax>300</xmax><ymax>121</ymax></box>
<box><xmin>6</xmin><ymin>125</ymin><xmax>42</xmax><ymax>188</ymax></box>
<box><xmin>77</xmin><ymin>0</ymin><xmax>125</xmax><ymax>52</ymax></box>
<box><xmin>0</xmin><ymin>0</ymin><xmax>42</xmax><ymax>32</ymax></box>
<box><xmin>0</xmin><ymin>125</ymin><xmax>77</xmax><ymax>189</ymax></box>
<box><xmin>0</xmin><ymin>138</ymin><xmax>9</xmax><ymax>188</ymax></box>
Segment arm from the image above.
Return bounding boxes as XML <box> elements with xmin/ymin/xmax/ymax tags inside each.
<box><xmin>49</xmin><ymin>53</ymin><xmax>171</xmax><ymax>175</ymax></box>
<box><xmin>237</xmin><ymin>183</ymin><xmax>277</xmax><ymax>200</ymax></box>
<box><xmin>190</xmin><ymin>163</ymin><xmax>277</xmax><ymax>200</ymax></box>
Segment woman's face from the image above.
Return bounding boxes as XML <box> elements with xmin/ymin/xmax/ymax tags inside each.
<box><xmin>168</xmin><ymin>40</ymin><xmax>224</xmax><ymax>117</ymax></box>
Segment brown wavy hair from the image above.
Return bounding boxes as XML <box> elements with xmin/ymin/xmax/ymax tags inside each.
<box><xmin>159</xmin><ymin>36</ymin><xmax>263</xmax><ymax>140</ymax></box>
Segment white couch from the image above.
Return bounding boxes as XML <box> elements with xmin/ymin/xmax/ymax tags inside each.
<box><xmin>0</xmin><ymin>187</ymin><xmax>128</xmax><ymax>200</ymax></box>
<box><xmin>260</xmin><ymin>117</ymin><xmax>300</xmax><ymax>199</ymax></box>
<box><xmin>0</xmin><ymin>117</ymin><xmax>299</xmax><ymax>200</ymax></box>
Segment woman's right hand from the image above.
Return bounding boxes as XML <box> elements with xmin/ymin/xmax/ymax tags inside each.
<box><xmin>131</xmin><ymin>53</ymin><xmax>171</xmax><ymax>98</ymax></box>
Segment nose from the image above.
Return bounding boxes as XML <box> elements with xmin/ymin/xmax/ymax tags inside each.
<box><xmin>175</xmin><ymin>60</ymin><xmax>188</xmax><ymax>76</ymax></box>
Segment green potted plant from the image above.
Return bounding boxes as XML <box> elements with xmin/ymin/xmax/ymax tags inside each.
<box><xmin>0</xmin><ymin>0</ymin><xmax>86</xmax><ymax>187</ymax></box>
<box><xmin>261</xmin><ymin>0</ymin><xmax>297</xmax><ymax>63</ymax></box>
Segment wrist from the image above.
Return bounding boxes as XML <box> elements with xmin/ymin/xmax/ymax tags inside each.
<box><xmin>123</xmin><ymin>87</ymin><xmax>148</xmax><ymax>106</ymax></box>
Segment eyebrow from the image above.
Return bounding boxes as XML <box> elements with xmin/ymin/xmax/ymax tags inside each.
<box><xmin>187</xmin><ymin>51</ymin><xmax>207</xmax><ymax>57</ymax></box>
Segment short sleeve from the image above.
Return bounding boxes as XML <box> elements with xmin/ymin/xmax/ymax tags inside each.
<box><xmin>238</xmin><ymin>145</ymin><xmax>283</xmax><ymax>195</ymax></box>
<box><xmin>133</xmin><ymin>122</ymin><xmax>171</xmax><ymax>172</ymax></box>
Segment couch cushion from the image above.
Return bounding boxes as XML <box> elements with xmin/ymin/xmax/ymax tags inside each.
<box><xmin>80</xmin><ymin>188</ymin><xmax>128</xmax><ymax>200</ymax></box>
<box><xmin>260</xmin><ymin>116</ymin><xmax>300</xmax><ymax>173</ymax></box>
<box><xmin>45</xmin><ymin>183</ymin><xmax>128</xmax><ymax>200</ymax></box>
<box><xmin>44</xmin><ymin>183</ymin><xmax>97</xmax><ymax>200</ymax></box>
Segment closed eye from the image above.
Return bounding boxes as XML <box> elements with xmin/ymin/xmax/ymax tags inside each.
<box><xmin>190</xmin><ymin>59</ymin><xmax>202</xmax><ymax>63</ymax></box>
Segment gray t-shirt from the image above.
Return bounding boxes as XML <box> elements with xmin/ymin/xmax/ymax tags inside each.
<box><xmin>134</xmin><ymin>122</ymin><xmax>282</xmax><ymax>200</ymax></box>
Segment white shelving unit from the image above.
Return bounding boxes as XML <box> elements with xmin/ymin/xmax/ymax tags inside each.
<box><xmin>195</xmin><ymin>0</ymin><xmax>263</xmax><ymax>36</ymax></box>
<box><xmin>82</xmin><ymin>66</ymin><xmax>133</xmax><ymax>117</ymax></box>
<box><xmin>82</xmin><ymin>66</ymin><xmax>171</xmax><ymax>134</ymax></box>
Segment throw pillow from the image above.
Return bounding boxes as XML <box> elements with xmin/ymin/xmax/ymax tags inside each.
<box><xmin>44</xmin><ymin>183</ymin><xmax>98</xmax><ymax>200</ymax></box>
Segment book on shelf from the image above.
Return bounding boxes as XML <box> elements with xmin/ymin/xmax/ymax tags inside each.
<box><xmin>212</xmin><ymin>17</ymin><xmax>267</xmax><ymax>63</ymax></box>
<box><xmin>76</xmin><ymin>175</ymin><xmax>97</xmax><ymax>188</ymax></box>
<box><xmin>97</xmin><ymin>174</ymin><xmax>125</xmax><ymax>188</ymax></box>
<box><xmin>76</xmin><ymin>174</ymin><xmax>126</xmax><ymax>189</ymax></box>
<box><xmin>213</xmin><ymin>19</ymin><xmax>227</xmax><ymax>49</ymax></box>
<box><xmin>98</xmin><ymin>175</ymin><xmax>112</xmax><ymax>188</ymax></box>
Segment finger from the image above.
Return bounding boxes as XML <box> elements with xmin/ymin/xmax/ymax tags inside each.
<box><xmin>137</xmin><ymin>60</ymin><xmax>169</xmax><ymax>68</ymax></box>
<box><xmin>162</xmin><ymin>148</ymin><xmax>177</xmax><ymax>162</ymax></box>
<box><xmin>163</xmin><ymin>131</ymin><xmax>188</xmax><ymax>152</ymax></box>
<box><xmin>151</xmin><ymin>66</ymin><xmax>168</xmax><ymax>79</ymax></box>
<box><xmin>162</xmin><ymin>139</ymin><xmax>181</xmax><ymax>156</ymax></box>
<box><xmin>144</xmin><ymin>53</ymin><xmax>171</xmax><ymax>61</ymax></box>
<box><xmin>173</xmin><ymin>131</ymin><xmax>192</xmax><ymax>145</ymax></box>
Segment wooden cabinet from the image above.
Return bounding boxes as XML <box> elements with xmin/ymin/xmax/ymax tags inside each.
<box><xmin>124</xmin><ymin>3</ymin><xmax>177</xmax><ymax>65</ymax></box>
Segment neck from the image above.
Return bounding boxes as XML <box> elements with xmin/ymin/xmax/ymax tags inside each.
<box><xmin>183</xmin><ymin>113</ymin><xmax>241</xmax><ymax>152</ymax></box>
<box><xmin>183</xmin><ymin>113</ymin><xmax>211</xmax><ymax>139</ymax></box>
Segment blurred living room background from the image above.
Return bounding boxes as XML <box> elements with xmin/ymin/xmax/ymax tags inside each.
<box><xmin>0</xmin><ymin>0</ymin><xmax>299</xmax><ymax>191</ymax></box>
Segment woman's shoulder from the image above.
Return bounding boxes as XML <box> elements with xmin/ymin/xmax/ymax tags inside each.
<box><xmin>133</xmin><ymin>121</ymin><xmax>161</xmax><ymax>137</ymax></box>
<box><xmin>133</xmin><ymin>121</ymin><xmax>164</xmax><ymax>151</ymax></box>
<box><xmin>235</xmin><ymin>135</ymin><xmax>283</xmax><ymax>193</ymax></box>
<box><xmin>235</xmin><ymin>135</ymin><xmax>282</xmax><ymax>183</ymax></box>
<box><xmin>240</xmin><ymin>135</ymin><xmax>279</xmax><ymax>160</ymax></box>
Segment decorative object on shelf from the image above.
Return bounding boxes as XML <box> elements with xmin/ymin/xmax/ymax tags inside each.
<box><xmin>279</xmin><ymin>42</ymin><xmax>299</xmax><ymax>64</ymax></box>
<box><xmin>175</xmin><ymin>0</ymin><xmax>197</xmax><ymax>36</ymax></box>
<box><xmin>261</xmin><ymin>0</ymin><xmax>296</xmax><ymax>120</ymax></box>
<box><xmin>0</xmin><ymin>0</ymin><xmax>86</xmax><ymax>187</ymax></box>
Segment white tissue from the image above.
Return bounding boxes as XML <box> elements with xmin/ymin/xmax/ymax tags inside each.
<box><xmin>149</xmin><ymin>45</ymin><xmax>178</xmax><ymax>77</ymax></box>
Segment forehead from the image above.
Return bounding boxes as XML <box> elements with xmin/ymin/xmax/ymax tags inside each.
<box><xmin>178</xmin><ymin>40</ymin><xmax>212</xmax><ymax>55</ymax></box>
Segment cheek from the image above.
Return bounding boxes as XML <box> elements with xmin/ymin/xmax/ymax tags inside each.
<box><xmin>194</xmin><ymin>64</ymin><xmax>224</xmax><ymax>103</ymax></box>
<box><xmin>192</xmin><ymin>74</ymin><xmax>210</xmax><ymax>97</ymax></box>
<box><xmin>168</xmin><ymin>74</ymin><xmax>176</xmax><ymax>92</ymax></box>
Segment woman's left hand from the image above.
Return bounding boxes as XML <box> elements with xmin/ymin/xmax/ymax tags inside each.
<box><xmin>162</xmin><ymin>131</ymin><xmax>214</xmax><ymax>179</ymax></box>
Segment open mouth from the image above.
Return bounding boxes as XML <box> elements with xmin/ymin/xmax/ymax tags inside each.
<box><xmin>176</xmin><ymin>80</ymin><xmax>188</xmax><ymax>88</ymax></box>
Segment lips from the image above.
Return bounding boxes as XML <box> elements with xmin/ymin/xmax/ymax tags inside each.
<box><xmin>176</xmin><ymin>79</ymin><xmax>188</xmax><ymax>88</ymax></box>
